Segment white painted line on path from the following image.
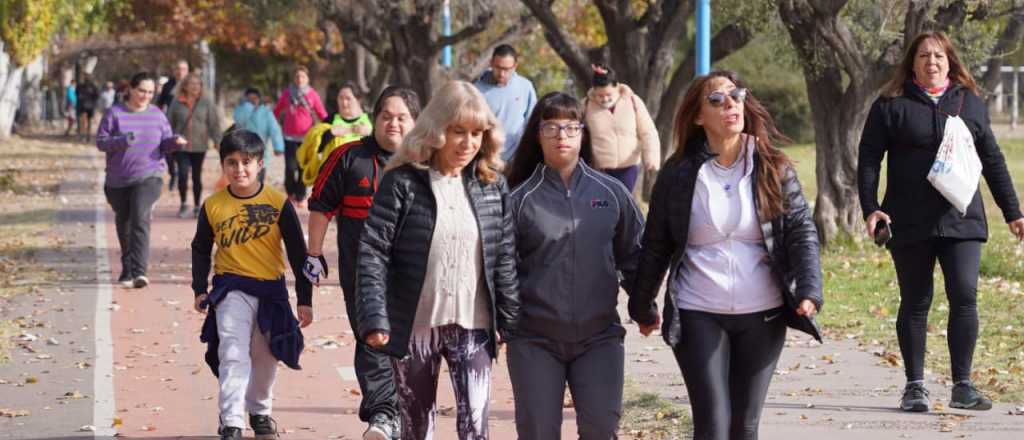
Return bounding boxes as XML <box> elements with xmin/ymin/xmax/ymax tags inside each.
<box><xmin>92</xmin><ymin>167</ymin><xmax>116</xmax><ymax>438</ymax></box>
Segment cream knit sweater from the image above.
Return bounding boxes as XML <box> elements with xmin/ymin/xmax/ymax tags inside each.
<box><xmin>583</xmin><ymin>84</ymin><xmax>661</xmax><ymax>170</ymax></box>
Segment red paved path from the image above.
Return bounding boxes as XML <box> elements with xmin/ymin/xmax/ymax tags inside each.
<box><xmin>105</xmin><ymin>156</ymin><xmax>580</xmax><ymax>439</ymax></box>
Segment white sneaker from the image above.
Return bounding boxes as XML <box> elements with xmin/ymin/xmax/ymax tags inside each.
<box><xmin>133</xmin><ymin>275</ymin><xmax>149</xmax><ymax>289</ymax></box>
<box><xmin>363</xmin><ymin>414</ymin><xmax>395</xmax><ymax>440</ymax></box>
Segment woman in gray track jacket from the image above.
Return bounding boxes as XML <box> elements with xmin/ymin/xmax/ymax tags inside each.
<box><xmin>504</xmin><ymin>92</ymin><xmax>646</xmax><ymax>439</ymax></box>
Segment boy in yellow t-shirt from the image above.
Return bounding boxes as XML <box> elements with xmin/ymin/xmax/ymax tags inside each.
<box><xmin>191</xmin><ymin>129</ymin><xmax>314</xmax><ymax>440</ymax></box>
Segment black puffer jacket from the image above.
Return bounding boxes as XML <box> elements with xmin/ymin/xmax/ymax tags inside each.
<box><xmin>858</xmin><ymin>81</ymin><xmax>1022</xmax><ymax>248</ymax></box>
<box><xmin>628</xmin><ymin>137</ymin><xmax>824</xmax><ymax>345</ymax></box>
<box><xmin>356</xmin><ymin>162</ymin><xmax>520</xmax><ymax>358</ymax></box>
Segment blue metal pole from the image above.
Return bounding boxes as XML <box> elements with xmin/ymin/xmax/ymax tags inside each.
<box><xmin>696</xmin><ymin>0</ymin><xmax>711</xmax><ymax>76</ymax></box>
<box><xmin>442</xmin><ymin>0</ymin><xmax>452</xmax><ymax>67</ymax></box>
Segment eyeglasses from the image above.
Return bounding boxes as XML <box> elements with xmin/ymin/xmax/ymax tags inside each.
<box><xmin>706</xmin><ymin>88</ymin><xmax>747</xmax><ymax>107</ymax></box>
<box><xmin>134</xmin><ymin>88</ymin><xmax>155</xmax><ymax>95</ymax></box>
<box><xmin>540</xmin><ymin>122</ymin><xmax>584</xmax><ymax>138</ymax></box>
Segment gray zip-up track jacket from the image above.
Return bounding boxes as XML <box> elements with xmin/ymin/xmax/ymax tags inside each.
<box><xmin>509</xmin><ymin>162</ymin><xmax>644</xmax><ymax>342</ymax></box>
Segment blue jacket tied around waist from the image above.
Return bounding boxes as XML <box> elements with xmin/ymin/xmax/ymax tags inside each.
<box><xmin>199</xmin><ymin>273</ymin><xmax>305</xmax><ymax>376</ymax></box>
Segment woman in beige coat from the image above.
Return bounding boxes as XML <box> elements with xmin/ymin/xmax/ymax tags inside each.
<box><xmin>583</xmin><ymin>64</ymin><xmax>660</xmax><ymax>191</ymax></box>
<box><xmin>168</xmin><ymin>73</ymin><xmax>223</xmax><ymax>218</ymax></box>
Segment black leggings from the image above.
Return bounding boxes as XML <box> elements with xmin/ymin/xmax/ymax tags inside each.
<box><xmin>891</xmin><ymin>238</ymin><xmax>981</xmax><ymax>383</ymax></box>
<box><xmin>174</xmin><ymin>151</ymin><xmax>206</xmax><ymax>206</ymax></box>
<box><xmin>673</xmin><ymin>308</ymin><xmax>786</xmax><ymax>440</ymax></box>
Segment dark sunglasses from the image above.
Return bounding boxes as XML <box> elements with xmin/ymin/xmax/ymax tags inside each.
<box><xmin>706</xmin><ymin>88</ymin><xmax>748</xmax><ymax>107</ymax></box>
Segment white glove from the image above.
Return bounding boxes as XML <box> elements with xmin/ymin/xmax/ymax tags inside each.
<box><xmin>303</xmin><ymin>254</ymin><xmax>328</xmax><ymax>285</ymax></box>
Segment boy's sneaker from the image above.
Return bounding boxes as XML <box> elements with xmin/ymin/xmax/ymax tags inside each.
<box><xmin>177</xmin><ymin>204</ymin><xmax>190</xmax><ymax>218</ymax></box>
<box><xmin>117</xmin><ymin>272</ymin><xmax>134</xmax><ymax>288</ymax></box>
<box><xmin>900</xmin><ymin>382</ymin><xmax>930</xmax><ymax>412</ymax></box>
<box><xmin>218</xmin><ymin>426</ymin><xmax>242</xmax><ymax>440</ymax></box>
<box><xmin>132</xmin><ymin>275</ymin><xmax>149</xmax><ymax>289</ymax></box>
<box><xmin>363</xmin><ymin>413</ymin><xmax>397</xmax><ymax>440</ymax></box>
<box><xmin>950</xmin><ymin>381</ymin><xmax>993</xmax><ymax>410</ymax></box>
<box><xmin>250</xmin><ymin>414</ymin><xmax>279</xmax><ymax>439</ymax></box>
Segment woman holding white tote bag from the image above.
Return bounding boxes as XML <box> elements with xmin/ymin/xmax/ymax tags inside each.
<box><xmin>857</xmin><ymin>31</ymin><xmax>1024</xmax><ymax>414</ymax></box>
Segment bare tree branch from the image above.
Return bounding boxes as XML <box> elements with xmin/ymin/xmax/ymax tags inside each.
<box><xmin>520</xmin><ymin>0</ymin><xmax>593</xmax><ymax>81</ymax></box>
<box><xmin>980</xmin><ymin>9</ymin><xmax>1024</xmax><ymax>96</ymax></box>
<box><xmin>455</xmin><ymin>12</ymin><xmax>536</xmax><ymax>81</ymax></box>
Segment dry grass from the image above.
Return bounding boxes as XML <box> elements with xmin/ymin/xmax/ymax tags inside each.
<box><xmin>0</xmin><ymin>132</ymin><xmax>88</xmax><ymax>361</ymax></box>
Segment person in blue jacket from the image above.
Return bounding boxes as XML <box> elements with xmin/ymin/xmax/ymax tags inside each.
<box><xmin>233</xmin><ymin>87</ymin><xmax>285</xmax><ymax>183</ymax></box>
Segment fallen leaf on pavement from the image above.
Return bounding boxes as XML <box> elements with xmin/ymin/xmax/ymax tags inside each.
<box><xmin>0</xmin><ymin>408</ymin><xmax>31</xmax><ymax>417</ymax></box>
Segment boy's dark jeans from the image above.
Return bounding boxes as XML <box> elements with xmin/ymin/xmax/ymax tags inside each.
<box><xmin>104</xmin><ymin>176</ymin><xmax>162</xmax><ymax>278</ymax></box>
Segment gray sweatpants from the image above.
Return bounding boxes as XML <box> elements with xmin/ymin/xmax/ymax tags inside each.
<box><xmin>506</xmin><ymin>324</ymin><xmax>625</xmax><ymax>440</ymax></box>
<box><xmin>216</xmin><ymin>290</ymin><xmax>277</xmax><ymax>429</ymax></box>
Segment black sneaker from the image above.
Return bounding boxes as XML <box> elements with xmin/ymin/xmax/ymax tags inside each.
<box><xmin>218</xmin><ymin>426</ymin><xmax>242</xmax><ymax>440</ymax></box>
<box><xmin>249</xmin><ymin>414</ymin><xmax>279</xmax><ymax>439</ymax></box>
<box><xmin>364</xmin><ymin>413</ymin><xmax>396</xmax><ymax>440</ymax></box>
<box><xmin>900</xmin><ymin>382</ymin><xmax>930</xmax><ymax>412</ymax></box>
<box><xmin>950</xmin><ymin>381</ymin><xmax>993</xmax><ymax>410</ymax></box>
<box><xmin>117</xmin><ymin>272</ymin><xmax>134</xmax><ymax>288</ymax></box>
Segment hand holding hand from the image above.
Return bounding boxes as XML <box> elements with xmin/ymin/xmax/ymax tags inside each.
<box><xmin>638</xmin><ymin>315</ymin><xmax>661</xmax><ymax>337</ymax></box>
<box><xmin>865</xmin><ymin>210</ymin><xmax>892</xmax><ymax>239</ymax></box>
<box><xmin>297</xmin><ymin>305</ymin><xmax>314</xmax><ymax>328</ymax></box>
<box><xmin>366</xmin><ymin>331</ymin><xmax>390</xmax><ymax>348</ymax></box>
<box><xmin>175</xmin><ymin>135</ymin><xmax>188</xmax><ymax>146</ymax></box>
<box><xmin>795</xmin><ymin>299</ymin><xmax>817</xmax><ymax>317</ymax></box>
<box><xmin>302</xmin><ymin>254</ymin><xmax>329</xmax><ymax>285</ymax></box>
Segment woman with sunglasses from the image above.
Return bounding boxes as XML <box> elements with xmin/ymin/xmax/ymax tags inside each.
<box><xmin>505</xmin><ymin>92</ymin><xmax>644</xmax><ymax>439</ymax></box>
<box><xmin>628</xmin><ymin>71</ymin><xmax>823</xmax><ymax>440</ymax></box>
<box><xmin>96</xmin><ymin>72</ymin><xmax>187</xmax><ymax>288</ymax></box>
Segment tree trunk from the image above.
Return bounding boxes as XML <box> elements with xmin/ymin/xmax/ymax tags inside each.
<box><xmin>18</xmin><ymin>55</ymin><xmax>45</xmax><ymax>128</ymax></box>
<box><xmin>980</xmin><ymin>12</ymin><xmax>1024</xmax><ymax>98</ymax></box>
<box><xmin>804</xmin><ymin>75</ymin><xmax>877</xmax><ymax>243</ymax></box>
<box><xmin>0</xmin><ymin>44</ymin><xmax>27</xmax><ymax>139</ymax></box>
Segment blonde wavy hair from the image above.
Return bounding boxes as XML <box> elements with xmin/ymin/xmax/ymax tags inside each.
<box><xmin>386</xmin><ymin>80</ymin><xmax>505</xmax><ymax>184</ymax></box>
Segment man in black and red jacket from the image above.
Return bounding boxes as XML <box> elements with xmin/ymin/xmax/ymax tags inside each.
<box><xmin>304</xmin><ymin>86</ymin><xmax>420</xmax><ymax>440</ymax></box>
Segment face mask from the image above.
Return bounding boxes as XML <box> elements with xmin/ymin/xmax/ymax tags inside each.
<box><xmin>598</xmin><ymin>96</ymin><xmax>617</xmax><ymax>109</ymax></box>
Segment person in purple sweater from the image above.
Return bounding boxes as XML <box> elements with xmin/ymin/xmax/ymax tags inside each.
<box><xmin>96</xmin><ymin>72</ymin><xmax>187</xmax><ymax>288</ymax></box>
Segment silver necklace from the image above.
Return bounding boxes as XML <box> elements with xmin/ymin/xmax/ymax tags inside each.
<box><xmin>708</xmin><ymin>144</ymin><xmax>747</xmax><ymax>195</ymax></box>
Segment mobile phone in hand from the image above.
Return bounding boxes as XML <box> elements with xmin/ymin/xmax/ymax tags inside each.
<box><xmin>874</xmin><ymin>221</ymin><xmax>892</xmax><ymax>247</ymax></box>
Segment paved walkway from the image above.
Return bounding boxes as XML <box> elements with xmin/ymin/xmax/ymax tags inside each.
<box><xmin>2</xmin><ymin>143</ymin><xmax>1023</xmax><ymax>439</ymax></box>
<box><xmin>1</xmin><ymin>147</ymin><xmax>581</xmax><ymax>439</ymax></box>
<box><xmin>621</xmin><ymin>308</ymin><xmax>1024</xmax><ymax>439</ymax></box>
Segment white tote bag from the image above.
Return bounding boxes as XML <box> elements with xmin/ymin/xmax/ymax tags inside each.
<box><xmin>926</xmin><ymin>114</ymin><xmax>982</xmax><ymax>216</ymax></box>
